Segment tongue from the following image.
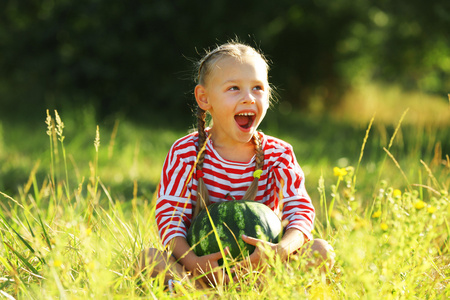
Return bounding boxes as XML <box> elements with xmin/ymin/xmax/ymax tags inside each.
<box><xmin>235</xmin><ymin>115</ymin><xmax>250</xmax><ymax>127</ymax></box>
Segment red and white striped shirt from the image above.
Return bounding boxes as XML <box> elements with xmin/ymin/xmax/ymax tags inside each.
<box><xmin>155</xmin><ymin>131</ymin><xmax>315</xmax><ymax>247</ymax></box>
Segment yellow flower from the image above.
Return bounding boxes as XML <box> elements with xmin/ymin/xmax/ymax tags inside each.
<box><xmin>333</xmin><ymin>167</ymin><xmax>348</xmax><ymax>178</ymax></box>
<box><xmin>427</xmin><ymin>206</ymin><xmax>436</xmax><ymax>214</ymax></box>
<box><xmin>380</xmin><ymin>223</ymin><xmax>388</xmax><ymax>231</ymax></box>
<box><xmin>53</xmin><ymin>260</ymin><xmax>62</xmax><ymax>268</ymax></box>
<box><xmin>354</xmin><ymin>216</ymin><xmax>368</xmax><ymax>230</ymax></box>
<box><xmin>86</xmin><ymin>261</ymin><xmax>96</xmax><ymax>270</ymax></box>
<box><xmin>372</xmin><ymin>210</ymin><xmax>382</xmax><ymax>218</ymax></box>
<box><xmin>393</xmin><ymin>189</ymin><xmax>402</xmax><ymax>197</ymax></box>
<box><xmin>414</xmin><ymin>200</ymin><xmax>426</xmax><ymax>210</ymax></box>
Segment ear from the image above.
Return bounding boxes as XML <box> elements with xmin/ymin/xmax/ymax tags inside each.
<box><xmin>194</xmin><ymin>85</ymin><xmax>211</xmax><ymax>110</ymax></box>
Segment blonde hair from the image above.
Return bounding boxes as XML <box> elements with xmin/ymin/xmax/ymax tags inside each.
<box><xmin>193</xmin><ymin>42</ymin><xmax>268</xmax><ymax>218</ymax></box>
<box><xmin>197</xmin><ymin>42</ymin><xmax>270</xmax><ymax>86</ymax></box>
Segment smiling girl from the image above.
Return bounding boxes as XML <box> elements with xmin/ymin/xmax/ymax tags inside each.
<box><xmin>139</xmin><ymin>41</ymin><xmax>334</xmax><ymax>288</ymax></box>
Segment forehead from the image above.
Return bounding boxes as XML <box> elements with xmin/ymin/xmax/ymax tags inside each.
<box><xmin>207</xmin><ymin>55</ymin><xmax>268</xmax><ymax>84</ymax></box>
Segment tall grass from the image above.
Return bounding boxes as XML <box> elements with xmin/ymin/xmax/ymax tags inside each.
<box><xmin>0</xmin><ymin>105</ymin><xmax>449</xmax><ymax>299</ymax></box>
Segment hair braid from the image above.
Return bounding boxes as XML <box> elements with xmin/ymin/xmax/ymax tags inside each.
<box><xmin>242</xmin><ymin>132</ymin><xmax>264</xmax><ymax>200</ymax></box>
<box><xmin>193</xmin><ymin>107</ymin><xmax>211</xmax><ymax>219</ymax></box>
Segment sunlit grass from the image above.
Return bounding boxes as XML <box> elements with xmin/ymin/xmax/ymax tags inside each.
<box><xmin>0</xmin><ymin>89</ymin><xmax>449</xmax><ymax>298</ymax></box>
<box><xmin>0</xmin><ymin>109</ymin><xmax>182</xmax><ymax>200</ymax></box>
<box><xmin>333</xmin><ymin>83</ymin><xmax>450</xmax><ymax>127</ymax></box>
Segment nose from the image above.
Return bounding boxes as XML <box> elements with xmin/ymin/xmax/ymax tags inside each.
<box><xmin>241</xmin><ymin>89</ymin><xmax>256</xmax><ymax>104</ymax></box>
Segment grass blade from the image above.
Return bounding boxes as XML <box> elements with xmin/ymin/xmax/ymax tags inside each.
<box><xmin>25</xmin><ymin>216</ymin><xmax>36</xmax><ymax>238</ymax></box>
<box><xmin>0</xmin><ymin>215</ymin><xmax>36</xmax><ymax>256</ymax></box>
<box><xmin>37</xmin><ymin>213</ymin><xmax>52</xmax><ymax>250</ymax></box>
<box><xmin>353</xmin><ymin>114</ymin><xmax>375</xmax><ymax>189</ymax></box>
<box><xmin>0</xmin><ymin>290</ymin><xmax>16</xmax><ymax>300</ymax></box>
<box><xmin>202</xmin><ymin>203</ymin><xmax>234</xmax><ymax>286</ymax></box>
<box><xmin>4</xmin><ymin>242</ymin><xmax>40</xmax><ymax>275</ymax></box>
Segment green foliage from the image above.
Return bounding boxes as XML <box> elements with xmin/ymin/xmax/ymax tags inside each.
<box><xmin>1</xmin><ymin>0</ymin><xmax>449</xmax><ymax>122</ymax></box>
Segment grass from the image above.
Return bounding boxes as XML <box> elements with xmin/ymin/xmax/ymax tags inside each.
<box><xmin>0</xmin><ymin>88</ymin><xmax>449</xmax><ymax>298</ymax></box>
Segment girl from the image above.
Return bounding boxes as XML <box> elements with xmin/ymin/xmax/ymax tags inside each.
<box><xmin>139</xmin><ymin>41</ymin><xmax>334</xmax><ymax>287</ymax></box>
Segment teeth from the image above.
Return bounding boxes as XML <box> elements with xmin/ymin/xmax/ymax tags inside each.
<box><xmin>237</xmin><ymin>112</ymin><xmax>255</xmax><ymax>116</ymax></box>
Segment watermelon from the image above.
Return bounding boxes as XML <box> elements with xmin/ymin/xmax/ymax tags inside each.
<box><xmin>187</xmin><ymin>200</ymin><xmax>282</xmax><ymax>264</ymax></box>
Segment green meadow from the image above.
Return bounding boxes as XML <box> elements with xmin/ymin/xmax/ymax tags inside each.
<box><xmin>0</xmin><ymin>86</ymin><xmax>449</xmax><ymax>299</ymax></box>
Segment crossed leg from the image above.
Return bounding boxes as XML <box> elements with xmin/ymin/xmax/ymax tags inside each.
<box><xmin>136</xmin><ymin>239</ymin><xmax>335</xmax><ymax>288</ymax></box>
<box><xmin>136</xmin><ymin>248</ymin><xmax>187</xmax><ymax>285</ymax></box>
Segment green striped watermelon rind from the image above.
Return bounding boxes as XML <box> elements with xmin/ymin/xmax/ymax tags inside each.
<box><xmin>187</xmin><ymin>200</ymin><xmax>282</xmax><ymax>264</ymax></box>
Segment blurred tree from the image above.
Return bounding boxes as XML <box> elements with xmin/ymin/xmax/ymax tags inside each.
<box><xmin>369</xmin><ymin>1</ymin><xmax>450</xmax><ymax>93</ymax></box>
<box><xmin>0</xmin><ymin>0</ymin><xmax>448</xmax><ymax>124</ymax></box>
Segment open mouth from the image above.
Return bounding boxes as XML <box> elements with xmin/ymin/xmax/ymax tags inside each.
<box><xmin>234</xmin><ymin>112</ymin><xmax>255</xmax><ymax>129</ymax></box>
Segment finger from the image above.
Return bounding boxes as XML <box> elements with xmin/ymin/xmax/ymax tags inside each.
<box><xmin>209</xmin><ymin>246</ymin><xmax>229</xmax><ymax>261</ymax></box>
<box><xmin>241</xmin><ymin>234</ymin><xmax>262</xmax><ymax>246</ymax></box>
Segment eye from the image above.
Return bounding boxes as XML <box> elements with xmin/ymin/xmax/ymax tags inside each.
<box><xmin>228</xmin><ymin>86</ymin><xmax>239</xmax><ymax>91</ymax></box>
<box><xmin>253</xmin><ymin>85</ymin><xmax>263</xmax><ymax>91</ymax></box>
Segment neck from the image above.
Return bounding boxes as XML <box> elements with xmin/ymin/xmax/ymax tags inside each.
<box><xmin>209</xmin><ymin>134</ymin><xmax>255</xmax><ymax>163</ymax></box>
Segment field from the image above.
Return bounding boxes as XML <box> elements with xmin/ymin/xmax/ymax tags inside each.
<box><xmin>0</xmin><ymin>87</ymin><xmax>449</xmax><ymax>299</ymax></box>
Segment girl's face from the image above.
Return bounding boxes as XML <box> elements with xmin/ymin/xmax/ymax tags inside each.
<box><xmin>196</xmin><ymin>55</ymin><xmax>270</xmax><ymax>147</ymax></box>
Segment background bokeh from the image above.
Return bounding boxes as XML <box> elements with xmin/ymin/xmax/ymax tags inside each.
<box><xmin>1</xmin><ymin>0</ymin><xmax>449</xmax><ymax>124</ymax></box>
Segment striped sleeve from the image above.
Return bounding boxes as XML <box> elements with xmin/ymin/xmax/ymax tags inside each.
<box><xmin>273</xmin><ymin>144</ymin><xmax>315</xmax><ymax>241</ymax></box>
<box><xmin>155</xmin><ymin>135</ymin><xmax>196</xmax><ymax>247</ymax></box>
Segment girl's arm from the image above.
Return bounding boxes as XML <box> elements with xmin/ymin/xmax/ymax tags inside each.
<box><xmin>170</xmin><ymin>237</ymin><xmax>200</xmax><ymax>272</ymax></box>
<box><xmin>276</xmin><ymin>228</ymin><xmax>306</xmax><ymax>260</ymax></box>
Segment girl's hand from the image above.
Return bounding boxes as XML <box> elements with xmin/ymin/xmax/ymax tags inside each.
<box><xmin>171</xmin><ymin>237</ymin><xmax>232</xmax><ymax>286</ymax></box>
<box><xmin>238</xmin><ymin>229</ymin><xmax>305</xmax><ymax>269</ymax></box>
<box><xmin>189</xmin><ymin>248</ymin><xmax>231</xmax><ymax>285</ymax></box>
<box><xmin>239</xmin><ymin>234</ymin><xmax>279</xmax><ymax>268</ymax></box>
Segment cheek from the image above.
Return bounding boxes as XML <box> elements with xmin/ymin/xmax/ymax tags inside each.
<box><xmin>260</xmin><ymin>96</ymin><xmax>270</xmax><ymax>111</ymax></box>
<box><xmin>260</xmin><ymin>109</ymin><xmax>268</xmax><ymax>120</ymax></box>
